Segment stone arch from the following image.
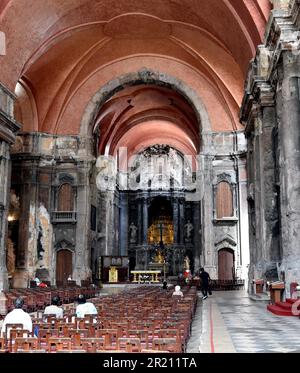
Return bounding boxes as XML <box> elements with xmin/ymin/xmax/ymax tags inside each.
<box><xmin>79</xmin><ymin>68</ymin><xmax>212</xmax><ymax>143</ymax></box>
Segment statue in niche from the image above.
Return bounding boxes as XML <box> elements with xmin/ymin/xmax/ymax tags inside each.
<box><xmin>183</xmin><ymin>255</ymin><xmax>190</xmax><ymax>271</ymax></box>
<box><xmin>129</xmin><ymin>222</ymin><xmax>138</xmax><ymax>243</ymax></box>
<box><xmin>184</xmin><ymin>220</ymin><xmax>194</xmax><ymax>242</ymax></box>
<box><xmin>36</xmin><ymin>224</ymin><xmax>46</xmax><ymax>269</ymax></box>
<box><xmin>37</xmin><ymin>249</ymin><xmax>46</xmax><ymax>269</ymax></box>
<box><xmin>154</xmin><ymin>249</ymin><xmax>165</xmax><ymax>264</ymax></box>
<box><xmin>6</xmin><ymin>238</ymin><xmax>16</xmax><ymax>275</ymax></box>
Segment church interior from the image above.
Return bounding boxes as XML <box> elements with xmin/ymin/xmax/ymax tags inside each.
<box><xmin>0</xmin><ymin>0</ymin><xmax>300</xmax><ymax>354</ymax></box>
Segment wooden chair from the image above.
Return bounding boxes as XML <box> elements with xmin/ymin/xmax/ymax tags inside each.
<box><xmin>80</xmin><ymin>337</ymin><xmax>105</xmax><ymax>352</ymax></box>
<box><xmin>96</xmin><ymin>329</ymin><xmax>121</xmax><ymax>348</ymax></box>
<box><xmin>56</xmin><ymin>349</ymin><xmax>87</xmax><ymax>353</ymax></box>
<box><xmin>117</xmin><ymin>337</ymin><xmax>141</xmax><ymax>353</ymax></box>
<box><xmin>47</xmin><ymin>337</ymin><xmax>72</xmax><ymax>352</ymax></box>
<box><xmin>8</xmin><ymin>328</ymin><xmax>31</xmax><ymax>353</ymax></box>
<box><xmin>0</xmin><ymin>337</ymin><xmax>7</xmax><ymax>353</ymax></box>
<box><xmin>127</xmin><ymin>330</ymin><xmax>150</xmax><ymax>350</ymax></box>
<box><xmin>152</xmin><ymin>337</ymin><xmax>182</xmax><ymax>353</ymax></box>
<box><xmin>38</xmin><ymin>330</ymin><xmax>52</xmax><ymax>349</ymax></box>
<box><xmin>141</xmin><ymin>349</ymin><xmax>170</xmax><ymax>353</ymax></box>
<box><xmin>16</xmin><ymin>349</ymin><xmax>47</xmax><ymax>353</ymax></box>
<box><xmin>4</xmin><ymin>323</ymin><xmax>24</xmax><ymax>340</ymax></box>
<box><xmin>13</xmin><ymin>337</ymin><xmax>40</xmax><ymax>353</ymax></box>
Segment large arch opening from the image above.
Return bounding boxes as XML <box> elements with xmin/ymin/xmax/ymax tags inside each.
<box><xmin>92</xmin><ymin>79</ymin><xmax>202</xmax><ymax>278</ymax></box>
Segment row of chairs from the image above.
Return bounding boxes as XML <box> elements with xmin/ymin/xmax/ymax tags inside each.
<box><xmin>1</xmin><ymin>286</ymin><xmax>197</xmax><ymax>353</ymax></box>
<box><xmin>209</xmin><ymin>279</ymin><xmax>245</xmax><ymax>291</ymax></box>
<box><xmin>1</xmin><ymin>286</ymin><xmax>97</xmax><ymax>315</ymax></box>
<box><xmin>0</xmin><ymin>336</ymin><xmax>181</xmax><ymax>353</ymax></box>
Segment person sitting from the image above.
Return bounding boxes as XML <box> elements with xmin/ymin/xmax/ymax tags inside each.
<box><xmin>172</xmin><ymin>285</ymin><xmax>184</xmax><ymax>297</ymax></box>
<box><xmin>292</xmin><ymin>285</ymin><xmax>300</xmax><ymax>299</ymax></box>
<box><xmin>34</xmin><ymin>276</ymin><xmax>47</xmax><ymax>288</ymax></box>
<box><xmin>75</xmin><ymin>294</ymin><xmax>98</xmax><ymax>318</ymax></box>
<box><xmin>162</xmin><ymin>281</ymin><xmax>168</xmax><ymax>290</ymax></box>
<box><xmin>44</xmin><ymin>296</ymin><xmax>63</xmax><ymax>319</ymax></box>
<box><xmin>1</xmin><ymin>297</ymin><xmax>32</xmax><ymax>338</ymax></box>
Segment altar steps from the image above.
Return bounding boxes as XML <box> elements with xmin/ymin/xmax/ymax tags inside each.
<box><xmin>267</xmin><ymin>298</ymin><xmax>300</xmax><ymax>316</ymax></box>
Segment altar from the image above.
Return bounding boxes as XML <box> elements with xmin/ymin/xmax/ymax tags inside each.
<box><xmin>148</xmin><ymin>262</ymin><xmax>169</xmax><ymax>274</ymax></box>
<box><xmin>131</xmin><ymin>270</ymin><xmax>161</xmax><ymax>283</ymax></box>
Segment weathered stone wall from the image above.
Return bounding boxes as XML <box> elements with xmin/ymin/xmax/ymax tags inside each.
<box><xmin>241</xmin><ymin>0</ymin><xmax>300</xmax><ymax>295</ymax></box>
<box><xmin>200</xmin><ymin>131</ymin><xmax>249</xmax><ymax>281</ymax></box>
<box><xmin>10</xmin><ymin>133</ymin><xmax>95</xmax><ymax>287</ymax></box>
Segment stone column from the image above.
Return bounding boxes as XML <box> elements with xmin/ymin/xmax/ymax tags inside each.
<box><xmin>137</xmin><ymin>199</ymin><xmax>142</xmax><ymax>245</ymax></box>
<box><xmin>172</xmin><ymin>197</ymin><xmax>179</xmax><ymax>244</ymax></box>
<box><xmin>193</xmin><ymin>201</ymin><xmax>201</xmax><ymax>273</ymax></box>
<box><xmin>14</xmin><ymin>161</ymin><xmax>39</xmax><ymax>287</ymax></box>
<box><xmin>261</xmin><ymin>107</ymin><xmax>280</xmax><ymax>264</ymax></box>
<box><xmin>179</xmin><ymin>199</ymin><xmax>185</xmax><ymax>245</ymax></box>
<box><xmin>142</xmin><ymin>197</ymin><xmax>148</xmax><ymax>245</ymax></box>
<box><xmin>74</xmin><ymin>161</ymin><xmax>93</xmax><ymax>284</ymax></box>
<box><xmin>200</xmin><ymin>149</ymin><xmax>215</xmax><ymax>277</ymax></box>
<box><xmin>0</xmin><ymin>143</ymin><xmax>10</xmax><ymax>290</ymax></box>
<box><xmin>0</xmin><ymin>83</ymin><xmax>20</xmax><ymax>290</ymax></box>
<box><xmin>113</xmin><ymin>191</ymin><xmax>120</xmax><ymax>256</ymax></box>
<box><xmin>236</xmin><ymin>157</ymin><xmax>250</xmax><ymax>283</ymax></box>
<box><xmin>277</xmin><ymin>52</ymin><xmax>300</xmax><ymax>286</ymax></box>
<box><xmin>119</xmin><ymin>192</ymin><xmax>128</xmax><ymax>256</ymax></box>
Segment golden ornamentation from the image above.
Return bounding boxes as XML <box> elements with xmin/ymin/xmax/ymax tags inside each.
<box><xmin>154</xmin><ymin>249</ymin><xmax>165</xmax><ymax>264</ymax></box>
<box><xmin>147</xmin><ymin>216</ymin><xmax>174</xmax><ymax>245</ymax></box>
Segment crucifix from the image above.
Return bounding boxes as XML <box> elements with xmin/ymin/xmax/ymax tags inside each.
<box><xmin>159</xmin><ymin>222</ymin><xmax>164</xmax><ymax>249</ymax></box>
<box><xmin>157</xmin><ymin>222</ymin><xmax>166</xmax><ymax>281</ymax></box>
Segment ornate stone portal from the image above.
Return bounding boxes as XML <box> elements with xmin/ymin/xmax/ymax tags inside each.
<box><xmin>126</xmin><ymin>145</ymin><xmax>199</xmax><ymax>276</ymax></box>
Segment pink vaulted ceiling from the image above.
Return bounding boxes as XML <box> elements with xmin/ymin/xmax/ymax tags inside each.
<box><xmin>0</xmin><ymin>0</ymin><xmax>271</xmax><ymax>138</ymax></box>
<box><xmin>96</xmin><ymin>85</ymin><xmax>199</xmax><ymax>159</ymax></box>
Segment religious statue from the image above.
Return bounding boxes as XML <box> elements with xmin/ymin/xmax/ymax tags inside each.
<box><xmin>183</xmin><ymin>255</ymin><xmax>190</xmax><ymax>271</ymax></box>
<box><xmin>6</xmin><ymin>238</ymin><xmax>16</xmax><ymax>275</ymax></box>
<box><xmin>154</xmin><ymin>249</ymin><xmax>165</xmax><ymax>264</ymax></box>
<box><xmin>36</xmin><ymin>249</ymin><xmax>46</xmax><ymax>269</ymax></box>
<box><xmin>184</xmin><ymin>220</ymin><xmax>194</xmax><ymax>242</ymax></box>
<box><xmin>129</xmin><ymin>222</ymin><xmax>138</xmax><ymax>243</ymax></box>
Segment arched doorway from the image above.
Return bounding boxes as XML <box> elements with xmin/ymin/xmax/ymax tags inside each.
<box><xmin>218</xmin><ymin>248</ymin><xmax>234</xmax><ymax>280</ymax></box>
<box><xmin>56</xmin><ymin>250</ymin><xmax>72</xmax><ymax>285</ymax></box>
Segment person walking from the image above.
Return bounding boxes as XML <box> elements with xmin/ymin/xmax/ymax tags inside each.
<box><xmin>199</xmin><ymin>267</ymin><xmax>211</xmax><ymax>300</ymax></box>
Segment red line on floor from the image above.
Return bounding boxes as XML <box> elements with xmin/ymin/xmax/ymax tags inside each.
<box><xmin>210</xmin><ymin>302</ymin><xmax>215</xmax><ymax>353</ymax></box>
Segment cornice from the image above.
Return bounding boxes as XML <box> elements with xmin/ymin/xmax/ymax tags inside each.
<box><xmin>0</xmin><ymin>109</ymin><xmax>21</xmax><ymax>144</ymax></box>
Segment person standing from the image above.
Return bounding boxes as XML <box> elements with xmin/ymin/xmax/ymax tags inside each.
<box><xmin>199</xmin><ymin>267</ymin><xmax>211</xmax><ymax>300</ymax></box>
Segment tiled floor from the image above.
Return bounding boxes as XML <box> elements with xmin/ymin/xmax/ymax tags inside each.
<box><xmin>188</xmin><ymin>291</ymin><xmax>300</xmax><ymax>353</ymax></box>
